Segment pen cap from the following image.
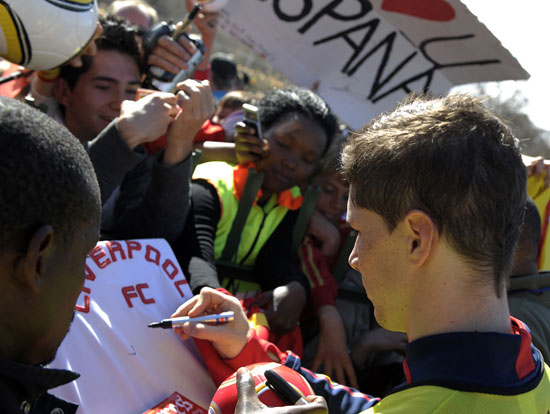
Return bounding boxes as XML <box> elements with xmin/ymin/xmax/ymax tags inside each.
<box><xmin>209</xmin><ymin>362</ymin><xmax>313</xmax><ymax>414</ymax></box>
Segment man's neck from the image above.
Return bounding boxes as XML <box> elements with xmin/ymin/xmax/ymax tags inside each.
<box><xmin>406</xmin><ymin>256</ymin><xmax>511</xmax><ymax>342</ymax></box>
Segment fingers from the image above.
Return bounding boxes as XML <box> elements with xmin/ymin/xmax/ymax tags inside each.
<box><xmin>299</xmin><ymin>395</ymin><xmax>328</xmax><ymax>414</ymax></box>
<box><xmin>235</xmin><ymin>369</ymin><xmax>327</xmax><ymax>414</ymax></box>
<box><xmin>171</xmin><ymin>287</ymin><xmax>240</xmax><ymax>340</ymax></box>
<box><xmin>148</xmin><ymin>35</ymin><xmax>197</xmax><ymax>75</ymax></box>
<box><xmin>235</xmin><ymin>123</ymin><xmax>258</xmax><ymax>138</ymax></box>
<box><xmin>173</xmin><ymin>287</ymin><xmax>244</xmax><ymax>321</ymax></box>
<box><xmin>235</xmin><ymin>368</ymin><xmax>264</xmax><ymax>413</ymax></box>
<box><xmin>311</xmin><ymin>357</ymin><xmax>321</xmax><ymax>374</ymax></box>
<box><xmin>235</xmin><ymin>133</ymin><xmax>268</xmax><ymax>161</ymax></box>
<box><xmin>176</xmin><ymin>79</ymin><xmax>215</xmax><ymax>121</ymax></box>
<box><xmin>143</xmin><ymin>92</ymin><xmax>179</xmax><ymax>117</ymax></box>
<box><xmin>235</xmin><ymin>140</ymin><xmax>265</xmax><ymax>157</ymax></box>
<box><xmin>342</xmin><ymin>358</ymin><xmax>359</xmax><ymax>389</ymax></box>
<box><xmin>177</xmin><ymin>80</ymin><xmax>214</xmax><ymax>109</ymax></box>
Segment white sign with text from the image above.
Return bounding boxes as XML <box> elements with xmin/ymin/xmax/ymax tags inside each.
<box><xmin>219</xmin><ymin>0</ymin><xmax>528</xmax><ymax>129</ymax></box>
<box><xmin>50</xmin><ymin>239</ymin><xmax>216</xmax><ymax>413</ymax></box>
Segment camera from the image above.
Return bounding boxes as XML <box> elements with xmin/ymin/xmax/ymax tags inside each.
<box><xmin>141</xmin><ymin>5</ymin><xmax>205</xmax><ymax>92</ymax></box>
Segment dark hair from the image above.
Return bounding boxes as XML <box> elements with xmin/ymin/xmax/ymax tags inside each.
<box><xmin>210</xmin><ymin>53</ymin><xmax>239</xmax><ymax>91</ymax></box>
<box><xmin>0</xmin><ymin>97</ymin><xmax>100</xmax><ymax>248</ymax></box>
<box><xmin>60</xmin><ymin>14</ymin><xmax>142</xmax><ymax>89</ymax></box>
<box><xmin>512</xmin><ymin>197</ymin><xmax>541</xmax><ymax>271</ymax></box>
<box><xmin>259</xmin><ymin>87</ymin><xmax>338</xmax><ymax>154</ymax></box>
<box><xmin>341</xmin><ymin>93</ymin><xmax>526</xmax><ymax>292</ymax></box>
<box><xmin>218</xmin><ymin>90</ymin><xmax>253</xmax><ymax>112</ymax></box>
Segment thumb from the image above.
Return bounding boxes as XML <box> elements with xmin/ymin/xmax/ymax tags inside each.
<box><xmin>235</xmin><ymin>368</ymin><xmax>264</xmax><ymax>413</ymax></box>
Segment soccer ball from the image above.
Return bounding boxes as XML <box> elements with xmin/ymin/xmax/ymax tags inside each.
<box><xmin>209</xmin><ymin>362</ymin><xmax>314</xmax><ymax>414</ymax></box>
<box><xmin>0</xmin><ymin>0</ymin><xmax>98</xmax><ymax>70</ymax></box>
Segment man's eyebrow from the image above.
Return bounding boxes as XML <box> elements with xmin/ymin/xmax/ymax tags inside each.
<box><xmin>91</xmin><ymin>76</ymin><xmax>141</xmax><ymax>86</ymax></box>
<box><xmin>91</xmin><ymin>76</ymin><xmax>118</xmax><ymax>84</ymax></box>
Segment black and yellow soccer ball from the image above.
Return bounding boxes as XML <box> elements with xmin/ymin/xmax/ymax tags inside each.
<box><xmin>0</xmin><ymin>0</ymin><xmax>98</xmax><ymax>70</ymax></box>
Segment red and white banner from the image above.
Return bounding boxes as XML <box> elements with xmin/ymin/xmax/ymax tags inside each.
<box><xmin>49</xmin><ymin>239</ymin><xmax>216</xmax><ymax>413</ymax></box>
<box><xmin>218</xmin><ymin>0</ymin><xmax>528</xmax><ymax>129</ymax></box>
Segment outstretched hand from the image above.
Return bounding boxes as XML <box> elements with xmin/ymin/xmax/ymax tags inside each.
<box><xmin>311</xmin><ymin>306</ymin><xmax>358</xmax><ymax>389</ymax></box>
<box><xmin>235</xmin><ymin>368</ymin><xmax>328</xmax><ymax>414</ymax></box>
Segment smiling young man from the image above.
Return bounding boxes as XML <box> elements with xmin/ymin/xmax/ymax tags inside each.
<box><xmin>0</xmin><ymin>96</ymin><xmax>101</xmax><ymax>412</ymax></box>
<box><xmin>33</xmin><ymin>15</ymin><xmax>215</xmax><ymax>243</ymax></box>
<box><xmin>171</xmin><ymin>94</ymin><xmax>550</xmax><ymax>414</ymax></box>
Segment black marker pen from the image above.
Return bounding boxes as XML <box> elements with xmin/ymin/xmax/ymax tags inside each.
<box><xmin>148</xmin><ymin>311</ymin><xmax>234</xmax><ymax>329</ymax></box>
<box><xmin>264</xmin><ymin>369</ymin><xmax>308</xmax><ymax>405</ymax></box>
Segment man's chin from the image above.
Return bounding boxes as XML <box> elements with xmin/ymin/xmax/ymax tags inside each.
<box><xmin>41</xmin><ymin>311</ymin><xmax>76</xmax><ymax>366</ymax></box>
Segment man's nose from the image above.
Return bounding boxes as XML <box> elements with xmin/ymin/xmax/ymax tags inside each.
<box><xmin>108</xmin><ymin>90</ymin><xmax>125</xmax><ymax>112</ymax></box>
<box><xmin>349</xmin><ymin>242</ymin><xmax>359</xmax><ymax>271</ymax></box>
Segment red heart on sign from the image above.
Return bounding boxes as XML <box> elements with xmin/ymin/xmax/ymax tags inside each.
<box><xmin>381</xmin><ymin>0</ymin><xmax>456</xmax><ymax>22</ymax></box>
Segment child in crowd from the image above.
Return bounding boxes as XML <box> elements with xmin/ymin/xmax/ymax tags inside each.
<box><xmin>193</xmin><ymin>90</ymin><xmax>254</xmax><ymax>145</ymax></box>
<box><xmin>296</xmin><ymin>139</ymin><xmax>357</xmax><ymax>387</ymax></box>
<box><xmin>298</xmin><ymin>138</ymin><xmax>407</xmax><ymax>394</ymax></box>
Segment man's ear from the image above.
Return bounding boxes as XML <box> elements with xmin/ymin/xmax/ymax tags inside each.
<box><xmin>404</xmin><ymin>210</ymin><xmax>437</xmax><ymax>267</ymax></box>
<box><xmin>15</xmin><ymin>225</ymin><xmax>55</xmax><ymax>294</ymax></box>
<box><xmin>53</xmin><ymin>78</ymin><xmax>71</xmax><ymax>108</ymax></box>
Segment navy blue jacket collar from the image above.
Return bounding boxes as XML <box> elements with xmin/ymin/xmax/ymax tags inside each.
<box><xmin>396</xmin><ymin>318</ymin><xmax>544</xmax><ymax>395</ymax></box>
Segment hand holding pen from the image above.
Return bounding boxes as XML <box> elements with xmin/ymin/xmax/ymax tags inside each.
<box><xmin>148</xmin><ymin>310</ymin><xmax>234</xmax><ymax>329</ymax></box>
<box><xmin>170</xmin><ymin>287</ymin><xmax>251</xmax><ymax>359</ymax></box>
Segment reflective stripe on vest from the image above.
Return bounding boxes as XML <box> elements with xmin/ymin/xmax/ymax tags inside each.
<box><xmin>193</xmin><ymin>162</ymin><xmax>302</xmax><ymax>267</ymax></box>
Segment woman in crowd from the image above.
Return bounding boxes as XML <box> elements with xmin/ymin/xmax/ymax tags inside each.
<box><xmin>173</xmin><ymin>86</ymin><xmax>337</xmax><ymax>339</ymax></box>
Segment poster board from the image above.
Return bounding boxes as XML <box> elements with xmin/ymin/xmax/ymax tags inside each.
<box><xmin>218</xmin><ymin>0</ymin><xmax>528</xmax><ymax>129</ymax></box>
<box><xmin>49</xmin><ymin>239</ymin><xmax>216</xmax><ymax>413</ymax></box>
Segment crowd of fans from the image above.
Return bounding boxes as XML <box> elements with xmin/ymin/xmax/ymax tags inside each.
<box><xmin>0</xmin><ymin>0</ymin><xmax>549</xmax><ymax>412</ymax></box>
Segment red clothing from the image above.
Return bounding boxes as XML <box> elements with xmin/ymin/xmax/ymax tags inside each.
<box><xmin>142</xmin><ymin>119</ymin><xmax>226</xmax><ymax>155</ymax></box>
<box><xmin>297</xmin><ymin>235</ymin><xmax>338</xmax><ymax>320</ymax></box>
<box><xmin>193</xmin><ymin>68</ymin><xmax>209</xmax><ymax>81</ymax></box>
<box><xmin>241</xmin><ymin>293</ymin><xmax>303</xmax><ymax>357</ymax></box>
<box><xmin>193</xmin><ymin>118</ymin><xmax>226</xmax><ymax>144</ymax></box>
<box><xmin>195</xmin><ymin>327</ymin><xmax>288</xmax><ymax>387</ymax></box>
